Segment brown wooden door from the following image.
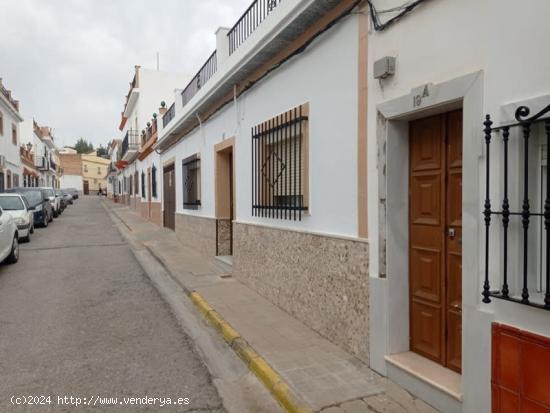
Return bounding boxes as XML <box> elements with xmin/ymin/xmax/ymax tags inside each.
<box><xmin>83</xmin><ymin>180</ymin><xmax>89</xmax><ymax>195</ymax></box>
<box><xmin>409</xmin><ymin>110</ymin><xmax>462</xmax><ymax>373</ymax></box>
<box><xmin>163</xmin><ymin>164</ymin><xmax>175</xmax><ymax>230</ymax></box>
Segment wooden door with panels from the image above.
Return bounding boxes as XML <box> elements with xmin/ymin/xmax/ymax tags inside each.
<box><xmin>409</xmin><ymin>109</ymin><xmax>463</xmax><ymax>373</ymax></box>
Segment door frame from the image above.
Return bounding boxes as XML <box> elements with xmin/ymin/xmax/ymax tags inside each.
<box><xmin>368</xmin><ymin>72</ymin><xmax>484</xmax><ymax>383</ymax></box>
<box><xmin>214</xmin><ymin>137</ymin><xmax>235</xmax><ymax>256</ymax></box>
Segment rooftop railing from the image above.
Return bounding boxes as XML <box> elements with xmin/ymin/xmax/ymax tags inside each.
<box><xmin>228</xmin><ymin>0</ymin><xmax>282</xmax><ymax>55</ymax></box>
<box><xmin>181</xmin><ymin>51</ymin><xmax>218</xmax><ymax>109</ymax></box>
<box><xmin>162</xmin><ymin>103</ymin><xmax>176</xmax><ymax>128</ymax></box>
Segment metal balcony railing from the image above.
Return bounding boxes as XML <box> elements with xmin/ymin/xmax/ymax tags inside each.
<box><xmin>181</xmin><ymin>51</ymin><xmax>217</xmax><ymax>109</ymax></box>
<box><xmin>162</xmin><ymin>103</ymin><xmax>176</xmax><ymax>128</ymax></box>
<box><xmin>228</xmin><ymin>0</ymin><xmax>282</xmax><ymax>55</ymax></box>
<box><xmin>121</xmin><ymin>130</ymin><xmax>140</xmax><ymax>158</ymax></box>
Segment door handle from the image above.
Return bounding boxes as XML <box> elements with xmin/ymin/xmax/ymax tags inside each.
<box><xmin>448</xmin><ymin>228</ymin><xmax>455</xmax><ymax>239</ymax></box>
<box><xmin>451</xmin><ymin>303</ymin><xmax>462</xmax><ymax>313</ymax></box>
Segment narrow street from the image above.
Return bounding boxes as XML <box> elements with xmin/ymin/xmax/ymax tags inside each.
<box><xmin>0</xmin><ymin>197</ymin><xmax>225</xmax><ymax>412</ymax></box>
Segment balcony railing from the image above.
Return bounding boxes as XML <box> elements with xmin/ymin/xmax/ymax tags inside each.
<box><xmin>121</xmin><ymin>130</ymin><xmax>140</xmax><ymax>159</ymax></box>
<box><xmin>181</xmin><ymin>51</ymin><xmax>217</xmax><ymax>109</ymax></box>
<box><xmin>162</xmin><ymin>103</ymin><xmax>176</xmax><ymax>128</ymax></box>
<box><xmin>142</xmin><ymin>118</ymin><xmax>158</xmax><ymax>146</ymax></box>
<box><xmin>482</xmin><ymin>103</ymin><xmax>550</xmax><ymax>311</ymax></box>
<box><xmin>34</xmin><ymin>155</ymin><xmax>49</xmax><ymax>171</ymax></box>
<box><xmin>228</xmin><ymin>0</ymin><xmax>282</xmax><ymax>55</ymax></box>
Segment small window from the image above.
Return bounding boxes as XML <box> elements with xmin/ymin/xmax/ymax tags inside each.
<box><xmin>252</xmin><ymin>103</ymin><xmax>309</xmax><ymax>220</ymax></box>
<box><xmin>84</xmin><ymin>164</ymin><xmax>88</xmax><ymax>173</ymax></box>
<box><xmin>134</xmin><ymin>171</ymin><xmax>139</xmax><ymax>194</ymax></box>
<box><xmin>97</xmin><ymin>167</ymin><xmax>101</xmax><ymax>175</ymax></box>
<box><xmin>182</xmin><ymin>154</ymin><xmax>201</xmax><ymax>209</ymax></box>
<box><xmin>12</xmin><ymin>124</ymin><xmax>17</xmax><ymax>145</ymax></box>
<box><xmin>151</xmin><ymin>165</ymin><xmax>157</xmax><ymax>198</ymax></box>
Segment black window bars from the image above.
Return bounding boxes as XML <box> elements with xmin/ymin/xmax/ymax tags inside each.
<box><xmin>252</xmin><ymin>104</ymin><xmax>308</xmax><ymax>221</ymax></box>
<box><xmin>483</xmin><ymin>103</ymin><xmax>550</xmax><ymax>310</ymax></box>
<box><xmin>151</xmin><ymin>165</ymin><xmax>157</xmax><ymax>198</ymax></box>
<box><xmin>141</xmin><ymin>171</ymin><xmax>145</xmax><ymax>198</ymax></box>
<box><xmin>182</xmin><ymin>154</ymin><xmax>201</xmax><ymax>210</ymax></box>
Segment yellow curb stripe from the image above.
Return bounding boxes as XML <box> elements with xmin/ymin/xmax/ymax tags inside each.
<box><xmin>189</xmin><ymin>291</ymin><xmax>312</xmax><ymax>413</ymax></box>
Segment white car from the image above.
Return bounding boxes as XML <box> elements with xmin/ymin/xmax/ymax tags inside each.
<box><xmin>0</xmin><ymin>193</ymin><xmax>34</xmax><ymax>242</ymax></box>
<box><xmin>40</xmin><ymin>187</ymin><xmax>61</xmax><ymax>217</ymax></box>
<box><xmin>0</xmin><ymin>205</ymin><xmax>19</xmax><ymax>264</ymax></box>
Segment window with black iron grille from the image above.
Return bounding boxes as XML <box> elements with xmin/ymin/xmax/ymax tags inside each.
<box><xmin>141</xmin><ymin>171</ymin><xmax>145</xmax><ymax>198</ymax></box>
<box><xmin>182</xmin><ymin>154</ymin><xmax>201</xmax><ymax>209</ymax></box>
<box><xmin>482</xmin><ymin>103</ymin><xmax>550</xmax><ymax>311</ymax></box>
<box><xmin>152</xmin><ymin>165</ymin><xmax>157</xmax><ymax>198</ymax></box>
<box><xmin>129</xmin><ymin>176</ymin><xmax>133</xmax><ymax>195</ymax></box>
<box><xmin>252</xmin><ymin>103</ymin><xmax>309</xmax><ymax>220</ymax></box>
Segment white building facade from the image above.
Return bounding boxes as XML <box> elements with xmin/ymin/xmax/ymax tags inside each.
<box><xmin>0</xmin><ymin>78</ymin><xmax>24</xmax><ymax>190</ymax></box>
<box><xmin>156</xmin><ymin>0</ymin><xmax>370</xmax><ymax>361</ymax></box>
<box><xmin>116</xmin><ymin>66</ymin><xmax>188</xmax><ymax>226</ymax></box>
<box><xmin>366</xmin><ymin>1</ymin><xmax>550</xmax><ymax>412</ymax></box>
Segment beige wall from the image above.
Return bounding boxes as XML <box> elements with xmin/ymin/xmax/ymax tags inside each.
<box><xmin>81</xmin><ymin>154</ymin><xmax>109</xmax><ymax>192</ymax></box>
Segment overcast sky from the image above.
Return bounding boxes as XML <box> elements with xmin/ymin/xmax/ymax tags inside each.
<box><xmin>0</xmin><ymin>0</ymin><xmax>251</xmax><ymax>148</ymax></box>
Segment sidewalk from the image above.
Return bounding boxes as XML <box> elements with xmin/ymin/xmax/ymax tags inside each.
<box><xmin>104</xmin><ymin>200</ymin><xmax>438</xmax><ymax>413</ymax></box>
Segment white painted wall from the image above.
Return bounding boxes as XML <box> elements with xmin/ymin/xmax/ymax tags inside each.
<box><xmin>160</xmin><ymin>15</ymin><xmax>359</xmax><ymax>238</ymax></box>
<box><xmin>367</xmin><ymin>1</ymin><xmax>550</xmax><ymax>412</ymax></box>
<box><xmin>0</xmin><ymin>96</ymin><xmax>23</xmax><ymax>186</ymax></box>
<box><xmin>60</xmin><ymin>174</ymin><xmax>82</xmax><ymax>192</ymax></box>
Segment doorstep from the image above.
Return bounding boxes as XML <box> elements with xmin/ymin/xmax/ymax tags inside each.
<box><xmin>385</xmin><ymin>352</ymin><xmax>462</xmax><ymax>413</ymax></box>
<box><xmin>104</xmin><ymin>200</ymin><xmax>440</xmax><ymax>413</ymax></box>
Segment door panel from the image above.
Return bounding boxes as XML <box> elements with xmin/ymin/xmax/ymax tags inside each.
<box><xmin>409</xmin><ymin>110</ymin><xmax>463</xmax><ymax>372</ymax></box>
<box><xmin>410</xmin><ymin>114</ymin><xmax>446</xmax><ymax>365</ymax></box>
<box><xmin>445</xmin><ymin>109</ymin><xmax>463</xmax><ymax>373</ymax></box>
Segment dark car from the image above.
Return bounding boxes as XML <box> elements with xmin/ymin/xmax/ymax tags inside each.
<box><xmin>64</xmin><ymin>188</ymin><xmax>79</xmax><ymax>200</ymax></box>
<box><xmin>6</xmin><ymin>188</ymin><xmax>53</xmax><ymax>227</ymax></box>
<box><xmin>55</xmin><ymin>189</ymin><xmax>67</xmax><ymax>212</ymax></box>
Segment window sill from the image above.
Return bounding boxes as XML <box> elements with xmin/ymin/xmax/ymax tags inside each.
<box><xmin>385</xmin><ymin>352</ymin><xmax>462</xmax><ymax>401</ymax></box>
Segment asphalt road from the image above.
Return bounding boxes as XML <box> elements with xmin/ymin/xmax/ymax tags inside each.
<box><xmin>0</xmin><ymin>196</ymin><xmax>226</xmax><ymax>412</ymax></box>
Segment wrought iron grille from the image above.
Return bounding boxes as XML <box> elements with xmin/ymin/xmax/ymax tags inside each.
<box><xmin>482</xmin><ymin>103</ymin><xmax>550</xmax><ymax>310</ymax></box>
<box><xmin>182</xmin><ymin>155</ymin><xmax>201</xmax><ymax>209</ymax></box>
<box><xmin>227</xmin><ymin>0</ymin><xmax>282</xmax><ymax>55</ymax></box>
<box><xmin>152</xmin><ymin>165</ymin><xmax>157</xmax><ymax>198</ymax></box>
<box><xmin>252</xmin><ymin>105</ymin><xmax>308</xmax><ymax>220</ymax></box>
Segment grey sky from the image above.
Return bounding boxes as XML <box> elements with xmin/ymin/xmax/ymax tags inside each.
<box><xmin>0</xmin><ymin>0</ymin><xmax>251</xmax><ymax>149</ymax></box>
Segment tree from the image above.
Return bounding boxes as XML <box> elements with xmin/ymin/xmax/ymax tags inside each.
<box><xmin>96</xmin><ymin>145</ymin><xmax>109</xmax><ymax>158</ymax></box>
<box><xmin>74</xmin><ymin>138</ymin><xmax>94</xmax><ymax>154</ymax></box>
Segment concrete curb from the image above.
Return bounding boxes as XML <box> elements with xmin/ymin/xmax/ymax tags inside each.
<box><xmin>102</xmin><ymin>201</ymin><xmax>312</xmax><ymax>413</ymax></box>
<box><xmin>189</xmin><ymin>292</ymin><xmax>312</xmax><ymax>413</ymax></box>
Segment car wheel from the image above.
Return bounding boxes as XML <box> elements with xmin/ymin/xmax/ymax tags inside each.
<box><xmin>49</xmin><ymin>213</ymin><xmax>53</xmax><ymax>222</ymax></box>
<box><xmin>22</xmin><ymin>231</ymin><xmax>31</xmax><ymax>243</ymax></box>
<box><xmin>6</xmin><ymin>236</ymin><xmax>19</xmax><ymax>264</ymax></box>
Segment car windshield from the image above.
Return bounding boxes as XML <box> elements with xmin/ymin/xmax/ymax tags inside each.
<box><xmin>0</xmin><ymin>196</ymin><xmax>24</xmax><ymax>211</ymax></box>
<box><xmin>44</xmin><ymin>189</ymin><xmax>55</xmax><ymax>198</ymax></box>
<box><xmin>55</xmin><ymin>190</ymin><xmax>62</xmax><ymax>196</ymax></box>
<box><xmin>20</xmin><ymin>191</ymin><xmax>42</xmax><ymax>206</ymax></box>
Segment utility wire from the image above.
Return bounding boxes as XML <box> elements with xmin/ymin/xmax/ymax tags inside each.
<box><xmin>367</xmin><ymin>0</ymin><xmax>428</xmax><ymax>31</ymax></box>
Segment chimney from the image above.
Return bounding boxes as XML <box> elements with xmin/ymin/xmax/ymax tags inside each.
<box><xmin>215</xmin><ymin>27</ymin><xmax>231</xmax><ymax>66</ymax></box>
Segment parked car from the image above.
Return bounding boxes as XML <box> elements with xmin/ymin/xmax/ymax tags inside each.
<box><xmin>0</xmin><ymin>194</ymin><xmax>34</xmax><ymax>242</ymax></box>
<box><xmin>7</xmin><ymin>188</ymin><xmax>53</xmax><ymax>227</ymax></box>
<box><xmin>61</xmin><ymin>190</ymin><xmax>73</xmax><ymax>205</ymax></box>
<box><xmin>64</xmin><ymin>188</ymin><xmax>79</xmax><ymax>200</ymax></box>
<box><xmin>0</xmin><ymin>206</ymin><xmax>19</xmax><ymax>264</ymax></box>
<box><xmin>39</xmin><ymin>187</ymin><xmax>61</xmax><ymax>217</ymax></box>
<box><xmin>55</xmin><ymin>189</ymin><xmax>67</xmax><ymax>212</ymax></box>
